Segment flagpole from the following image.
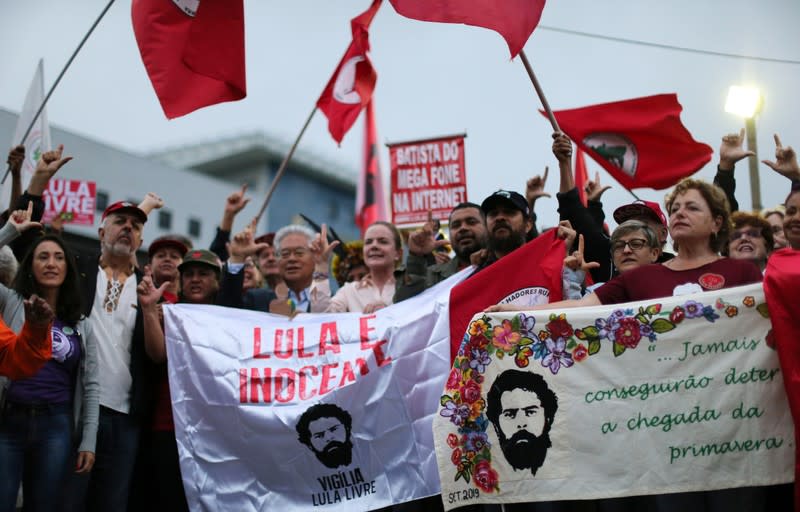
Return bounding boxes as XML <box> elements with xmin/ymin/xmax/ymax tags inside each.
<box><xmin>1</xmin><ymin>0</ymin><xmax>117</xmax><ymax>185</ymax></box>
<box><xmin>254</xmin><ymin>106</ymin><xmax>318</xmax><ymax>223</ymax></box>
<box><xmin>518</xmin><ymin>49</ymin><xmax>560</xmax><ymax>133</ymax></box>
<box><xmin>519</xmin><ymin>50</ymin><xmax>642</xmax><ymax>201</ymax></box>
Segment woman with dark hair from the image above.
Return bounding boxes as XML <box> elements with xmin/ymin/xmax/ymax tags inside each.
<box><xmin>0</xmin><ymin>211</ymin><xmax>99</xmax><ymax>512</ymax></box>
<box><xmin>326</xmin><ymin>221</ymin><xmax>403</xmax><ymax>313</ymax></box>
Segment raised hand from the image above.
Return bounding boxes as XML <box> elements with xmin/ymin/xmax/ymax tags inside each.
<box><xmin>138</xmin><ymin>192</ymin><xmax>165</xmax><ymax>215</ymax></box>
<box><xmin>225</xmin><ymin>184</ymin><xmax>250</xmax><ymax>216</ymax></box>
<box><xmin>136</xmin><ymin>270</ymin><xmax>169</xmax><ymax>309</ymax></box>
<box><xmin>228</xmin><ymin>219</ymin><xmax>269</xmax><ymax>263</ymax></box>
<box><xmin>408</xmin><ymin>210</ymin><xmax>447</xmax><ymax>256</ymax></box>
<box><xmin>8</xmin><ymin>201</ymin><xmax>42</xmax><ymax>233</ymax></box>
<box><xmin>309</xmin><ymin>224</ymin><xmax>340</xmax><ymax>268</ymax></box>
<box><xmin>718</xmin><ymin>128</ymin><xmax>755</xmax><ymax>170</ymax></box>
<box><xmin>526</xmin><ymin>166</ymin><xmax>551</xmax><ymax>204</ymax></box>
<box><xmin>7</xmin><ymin>145</ymin><xmax>24</xmax><ymax>174</ymax></box>
<box><xmin>762</xmin><ymin>134</ymin><xmax>800</xmax><ymax>182</ymax></box>
<box><xmin>585</xmin><ymin>171</ymin><xmax>611</xmax><ymax>202</ymax></box>
<box><xmin>556</xmin><ymin>220</ymin><xmax>577</xmax><ymax>254</ymax></box>
<box><xmin>563</xmin><ymin>234</ymin><xmax>601</xmax><ymax>273</ymax></box>
<box><xmin>551</xmin><ymin>132</ymin><xmax>573</xmax><ymax>164</ymax></box>
<box><xmin>23</xmin><ymin>294</ymin><xmax>54</xmax><ymax>327</ymax></box>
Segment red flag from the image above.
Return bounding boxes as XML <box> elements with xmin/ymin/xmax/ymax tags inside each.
<box><xmin>448</xmin><ymin>230</ymin><xmax>564</xmax><ymax>362</ymax></box>
<box><xmin>317</xmin><ymin>0</ymin><xmax>382</xmax><ymax>144</ymax></box>
<box><xmin>132</xmin><ymin>0</ymin><xmax>246</xmax><ymax>119</ymax></box>
<box><xmin>356</xmin><ymin>100</ymin><xmax>388</xmax><ymax>236</ymax></box>
<box><xmin>389</xmin><ymin>0</ymin><xmax>545</xmax><ymax>58</ymax></box>
<box><xmin>543</xmin><ymin>94</ymin><xmax>712</xmax><ymax>191</ymax></box>
<box><xmin>574</xmin><ymin>145</ymin><xmax>589</xmax><ymax>206</ymax></box>
<box><xmin>764</xmin><ymin>248</ymin><xmax>800</xmax><ymax>510</ymax></box>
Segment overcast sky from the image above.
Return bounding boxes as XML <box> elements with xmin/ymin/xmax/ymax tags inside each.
<box><xmin>1</xmin><ymin>0</ymin><xmax>799</xmax><ymax>231</ymax></box>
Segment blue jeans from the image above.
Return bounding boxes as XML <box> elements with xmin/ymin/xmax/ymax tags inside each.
<box><xmin>0</xmin><ymin>402</ymin><xmax>73</xmax><ymax>512</ymax></box>
<box><xmin>62</xmin><ymin>406</ymin><xmax>140</xmax><ymax>512</ymax></box>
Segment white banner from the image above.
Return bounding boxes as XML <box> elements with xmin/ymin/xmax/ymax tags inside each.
<box><xmin>3</xmin><ymin>59</ymin><xmax>50</xmax><ymax>211</ymax></box>
<box><xmin>164</xmin><ymin>269</ymin><xmax>470</xmax><ymax>511</ymax></box>
<box><xmin>434</xmin><ymin>283</ymin><xmax>793</xmax><ymax>509</ymax></box>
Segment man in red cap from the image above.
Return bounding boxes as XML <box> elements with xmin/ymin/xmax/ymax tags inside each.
<box><xmin>147</xmin><ymin>235</ymin><xmax>190</xmax><ymax>303</ymax></box>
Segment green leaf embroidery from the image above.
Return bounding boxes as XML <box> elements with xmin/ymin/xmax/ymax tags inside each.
<box><xmin>650</xmin><ymin>318</ymin><xmax>676</xmax><ymax>333</ymax></box>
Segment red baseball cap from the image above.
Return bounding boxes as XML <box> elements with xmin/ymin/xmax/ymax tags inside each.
<box><xmin>102</xmin><ymin>201</ymin><xmax>147</xmax><ymax>223</ymax></box>
<box><xmin>613</xmin><ymin>200</ymin><xmax>667</xmax><ymax>227</ymax></box>
<box><xmin>148</xmin><ymin>236</ymin><xmax>189</xmax><ymax>259</ymax></box>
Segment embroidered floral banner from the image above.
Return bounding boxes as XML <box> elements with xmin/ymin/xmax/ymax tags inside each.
<box><xmin>433</xmin><ymin>283</ymin><xmax>793</xmax><ymax>509</ymax></box>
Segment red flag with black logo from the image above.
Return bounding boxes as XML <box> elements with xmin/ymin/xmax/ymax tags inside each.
<box><xmin>389</xmin><ymin>0</ymin><xmax>545</xmax><ymax>58</ymax></box>
<box><xmin>448</xmin><ymin>230</ymin><xmax>564</xmax><ymax>362</ymax></box>
<box><xmin>356</xmin><ymin>100</ymin><xmax>388</xmax><ymax>236</ymax></box>
<box><xmin>317</xmin><ymin>0</ymin><xmax>382</xmax><ymax>144</ymax></box>
<box><xmin>132</xmin><ymin>0</ymin><xmax>247</xmax><ymax>119</ymax></box>
<box><xmin>764</xmin><ymin>249</ymin><xmax>800</xmax><ymax>510</ymax></box>
<box><xmin>543</xmin><ymin>94</ymin><xmax>712</xmax><ymax>191</ymax></box>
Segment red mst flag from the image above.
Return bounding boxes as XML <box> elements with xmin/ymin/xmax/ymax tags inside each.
<box><xmin>317</xmin><ymin>0</ymin><xmax>382</xmax><ymax>144</ymax></box>
<box><xmin>132</xmin><ymin>0</ymin><xmax>247</xmax><ymax>119</ymax></box>
<box><xmin>388</xmin><ymin>0</ymin><xmax>546</xmax><ymax>58</ymax></box>
<box><xmin>543</xmin><ymin>94</ymin><xmax>713</xmax><ymax>191</ymax></box>
<box><xmin>356</xmin><ymin>100</ymin><xmax>388</xmax><ymax>236</ymax></box>
<box><xmin>448</xmin><ymin>230</ymin><xmax>564</xmax><ymax>362</ymax></box>
<box><xmin>764</xmin><ymin>249</ymin><xmax>800</xmax><ymax>510</ymax></box>
<box><xmin>574</xmin><ymin>146</ymin><xmax>589</xmax><ymax>206</ymax></box>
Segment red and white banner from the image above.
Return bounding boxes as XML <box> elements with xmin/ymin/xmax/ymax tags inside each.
<box><xmin>388</xmin><ymin>135</ymin><xmax>467</xmax><ymax>227</ymax></box>
<box><xmin>42</xmin><ymin>178</ymin><xmax>96</xmax><ymax>226</ymax></box>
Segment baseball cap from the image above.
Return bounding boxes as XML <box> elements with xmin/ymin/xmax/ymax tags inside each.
<box><xmin>613</xmin><ymin>200</ymin><xmax>667</xmax><ymax>227</ymax></box>
<box><xmin>178</xmin><ymin>249</ymin><xmax>221</xmax><ymax>273</ymax></box>
<box><xmin>102</xmin><ymin>201</ymin><xmax>147</xmax><ymax>224</ymax></box>
<box><xmin>148</xmin><ymin>235</ymin><xmax>189</xmax><ymax>259</ymax></box>
<box><xmin>254</xmin><ymin>232</ymin><xmax>275</xmax><ymax>246</ymax></box>
<box><xmin>480</xmin><ymin>190</ymin><xmax>530</xmax><ymax>217</ymax></box>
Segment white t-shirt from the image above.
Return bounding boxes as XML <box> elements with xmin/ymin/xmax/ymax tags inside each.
<box><xmin>89</xmin><ymin>267</ymin><xmax>137</xmax><ymax>413</ymax></box>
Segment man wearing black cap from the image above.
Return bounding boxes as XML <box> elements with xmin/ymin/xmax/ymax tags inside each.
<box><xmin>474</xmin><ymin>189</ymin><xmax>533</xmax><ymax>271</ymax></box>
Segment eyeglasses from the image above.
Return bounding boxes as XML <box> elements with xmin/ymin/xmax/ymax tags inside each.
<box><xmin>730</xmin><ymin>229</ymin><xmax>763</xmax><ymax>241</ymax></box>
<box><xmin>611</xmin><ymin>238</ymin><xmax>649</xmax><ymax>252</ymax></box>
<box><xmin>278</xmin><ymin>247</ymin><xmax>310</xmax><ymax>259</ymax></box>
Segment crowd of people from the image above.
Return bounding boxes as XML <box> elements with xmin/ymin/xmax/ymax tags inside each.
<box><xmin>0</xmin><ymin>127</ymin><xmax>798</xmax><ymax>512</ymax></box>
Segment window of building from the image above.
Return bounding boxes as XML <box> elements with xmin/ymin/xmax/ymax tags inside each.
<box><xmin>95</xmin><ymin>191</ymin><xmax>109</xmax><ymax>212</ymax></box>
<box><xmin>188</xmin><ymin>218</ymin><xmax>201</xmax><ymax>238</ymax></box>
<box><xmin>158</xmin><ymin>210</ymin><xmax>172</xmax><ymax>230</ymax></box>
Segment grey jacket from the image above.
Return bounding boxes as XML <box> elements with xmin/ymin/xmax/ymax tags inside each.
<box><xmin>394</xmin><ymin>253</ymin><xmax>462</xmax><ymax>303</ymax></box>
<box><xmin>0</xmin><ymin>223</ymin><xmax>99</xmax><ymax>453</ymax></box>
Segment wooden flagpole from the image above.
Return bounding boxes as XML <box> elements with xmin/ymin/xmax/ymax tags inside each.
<box><xmin>2</xmin><ymin>0</ymin><xmax>117</xmax><ymax>184</ymax></box>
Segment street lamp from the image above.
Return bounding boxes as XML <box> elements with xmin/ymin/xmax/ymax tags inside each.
<box><xmin>725</xmin><ymin>85</ymin><xmax>763</xmax><ymax>211</ymax></box>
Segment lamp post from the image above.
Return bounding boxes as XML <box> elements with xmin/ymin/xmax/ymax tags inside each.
<box><xmin>724</xmin><ymin>86</ymin><xmax>763</xmax><ymax>211</ymax></box>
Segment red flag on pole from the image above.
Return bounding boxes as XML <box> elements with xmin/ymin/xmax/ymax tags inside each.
<box><xmin>448</xmin><ymin>230</ymin><xmax>564</xmax><ymax>362</ymax></box>
<box><xmin>317</xmin><ymin>0</ymin><xmax>382</xmax><ymax>144</ymax></box>
<box><xmin>764</xmin><ymin>249</ymin><xmax>800</xmax><ymax>510</ymax></box>
<box><xmin>574</xmin><ymin>145</ymin><xmax>589</xmax><ymax>206</ymax></box>
<box><xmin>132</xmin><ymin>0</ymin><xmax>247</xmax><ymax>119</ymax></box>
<box><xmin>388</xmin><ymin>0</ymin><xmax>545</xmax><ymax>58</ymax></box>
<box><xmin>543</xmin><ymin>94</ymin><xmax>712</xmax><ymax>191</ymax></box>
<box><xmin>356</xmin><ymin>100</ymin><xmax>388</xmax><ymax>236</ymax></box>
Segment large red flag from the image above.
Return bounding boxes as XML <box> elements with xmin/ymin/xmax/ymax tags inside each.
<box><xmin>132</xmin><ymin>0</ymin><xmax>247</xmax><ymax>119</ymax></box>
<box><xmin>448</xmin><ymin>230</ymin><xmax>564</xmax><ymax>361</ymax></box>
<box><xmin>317</xmin><ymin>0</ymin><xmax>382</xmax><ymax>144</ymax></box>
<box><xmin>356</xmin><ymin>100</ymin><xmax>388</xmax><ymax>236</ymax></box>
<box><xmin>543</xmin><ymin>94</ymin><xmax>712</xmax><ymax>191</ymax></box>
<box><xmin>574</xmin><ymin>145</ymin><xmax>589</xmax><ymax>206</ymax></box>
<box><xmin>764</xmin><ymin>248</ymin><xmax>800</xmax><ymax>510</ymax></box>
<box><xmin>389</xmin><ymin>0</ymin><xmax>545</xmax><ymax>58</ymax></box>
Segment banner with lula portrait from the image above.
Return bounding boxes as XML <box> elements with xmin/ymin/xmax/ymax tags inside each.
<box><xmin>434</xmin><ymin>283</ymin><xmax>793</xmax><ymax>509</ymax></box>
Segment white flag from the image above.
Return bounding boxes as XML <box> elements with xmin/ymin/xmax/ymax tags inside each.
<box><xmin>164</xmin><ymin>269</ymin><xmax>472</xmax><ymax>511</ymax></box>
<box><xmin>2</xmin><ymin>59</ymin><xmax>51</xmax><ymax>211</ymax></box>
